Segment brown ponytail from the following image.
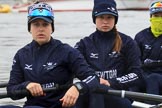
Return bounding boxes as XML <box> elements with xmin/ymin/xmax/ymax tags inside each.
<box><xmin>113</xmin><ymin>26</ymin><xmax>122</xmax><ymax>53</ymax></box>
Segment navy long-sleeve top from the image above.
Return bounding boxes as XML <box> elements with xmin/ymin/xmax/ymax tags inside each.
<box><xmin>75</xmin><ymin>30</ymin><xmax>144</xmax><ymax>90</ymax></box>
<box><xmin>7</xmin><ymin>37</ymin><xmax>99</xmax><ymax>108</ymax></box>
<box><xmin>135</xmin><ymin>27</ymin><xmax>162</xmax><ymax>73</ymax></box>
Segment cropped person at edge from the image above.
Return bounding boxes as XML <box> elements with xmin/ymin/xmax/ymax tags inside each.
<box><xmin>134</xmin><ymin>0</ymin><xmax>162</xmax><ymax>104</ymax></box>
<box><xmin>0</xmin><ymin>2</ymin><xmax>101</xmax><ymax>108</ymax></box>
<box><xmin>74</xmin><ymin>0</ymin><xmax>144</xmax><ymax>108</ymax></box>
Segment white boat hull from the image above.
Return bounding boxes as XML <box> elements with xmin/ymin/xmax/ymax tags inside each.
<box><xmin>116</xmin><ymin>0</ymin><xmax>154</xmax><ymax>10</ymax></box>
<box><xmin>12</xmin><ymin>0</ymin><xmax>154</xmax><ymax>12</ymax></box>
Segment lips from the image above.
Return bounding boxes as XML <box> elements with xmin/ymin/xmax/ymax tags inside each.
<box><xmin>102</xmin><ymin>25</ymin><xmax>109</xmax><ymax>28</ymax></box>
<box><xmin>102</xmin><ymin>26</ymin><xmax>109</xmax><ymax>29</ymax></box>
<box><xmin>37</xmin><ymin>34</ymin><xmax>45</xmax><ymax>38</ymax></box>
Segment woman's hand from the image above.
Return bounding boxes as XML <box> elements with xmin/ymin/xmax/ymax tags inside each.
<box><xmin>100</xmin><ymin>78</ymin><xmax>110</xmax><ymax>86</ymax></box>
<box><xmin>60</xmin><ymin>85</ymin><xmax>79</xmax><ymax>107</ymax></box>
<box><xmin>26</xmin><ymin>82</ymin><xmax>45</xmax><ymax>97</ymax></box>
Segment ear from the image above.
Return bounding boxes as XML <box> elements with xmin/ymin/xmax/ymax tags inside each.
<box><xmin>51</xmin><ymin>26</ymin><xmax>55</xmax><ymax>34</ymax></box>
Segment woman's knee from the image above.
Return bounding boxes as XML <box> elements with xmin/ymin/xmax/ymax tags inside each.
<box><xmin>104</xmin><ymin>95</ymin><xmax>132</xmax><ymax>108</ymax></box>
<box><xmin>148</xmin><ymin>73</ymin><xmax>161</xmax><ymax>80</ymax></box>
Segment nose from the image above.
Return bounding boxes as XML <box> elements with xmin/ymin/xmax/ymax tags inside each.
<box><xmin>38</xmin><ymin>25</ymin><xmax>44</xmax><ymax>31</ymax></box>
<box><xmin>103</xmin><ymin>19</ymin><xmax>109</xmax><ymax>23</ymax></box>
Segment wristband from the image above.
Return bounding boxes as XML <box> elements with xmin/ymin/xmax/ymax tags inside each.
<box><xmin>73</xmin><ymin>82</ymin><xmax>84</xmax><ymax>94</ymax></box>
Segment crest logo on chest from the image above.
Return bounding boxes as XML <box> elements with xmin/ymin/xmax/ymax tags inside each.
<box><xmin>43</xmin><ymin>62</ymin><xmax>57</xmax><ymax>70</ymax></box>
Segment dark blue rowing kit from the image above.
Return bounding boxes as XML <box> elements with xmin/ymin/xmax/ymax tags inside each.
<box><xmin>135</xmin><ymin>27</ymin><xmax>162</xmax><ymax>101</ymax></box>
<box><xmin>7</xmin><ymin>37</ymin><xmax>100</xmax><ymax>108</ymax></box>
<box><xmin>135</xmin><ymin>27</ymin><xmax>162</xmax><ymax>73</ymax></box>
<box><xmin>75</xmin><ymin>29</ymin><xmax>144</xmax><ymax>108</ymax></box>
<box><xmin>75</xmin><ymin>30</ymin><xmax>143</xmax><ymax>89</ymax></box>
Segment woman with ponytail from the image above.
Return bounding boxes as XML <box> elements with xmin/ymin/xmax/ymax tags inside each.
<box><xmin>74</xmin><ymin>0</ymin><xmax>144</xmax><ymax>108</ymax></box>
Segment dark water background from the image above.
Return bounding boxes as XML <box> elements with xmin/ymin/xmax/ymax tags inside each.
<box><xmin>0</xmin><ymin>10</ymin><xmax>149</xmax><ymax>105</ymax></box>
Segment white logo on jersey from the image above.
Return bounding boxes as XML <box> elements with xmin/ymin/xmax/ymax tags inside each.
<box><xmin>90</xmin><ymin>53</ymin><xmax>98</xmax><ymax>58</ymax></box>
<box><xmin>43</xmin><ymin>62</ymin><xmax>57</xmax><ymax>70</ymax></box>
<box><xmin>95</xmin><ymin>69</ymin><xmax>117</xmax><ymax>79</ymax></box>
<box><xmin>24</xmin><ymin>64</ymin><xmax>32</xmax><ymax>70</ymax></box>
<box><xmin>12</xmin><ymin>59</ymin><xmax>16</xmax><ymax>66</ymax></box>
<box><xmin>144</xmin><ymin>44</ymin><xmax>151</xmax><ymax>50</ymax></box>
<box><xmin>116</xmin><ymin>73</ymin><xmax>138</xmax><ymax>83</ymax></box>
<box><xmin>109</xmin><ymin>51</ymin><xmax>120</xmax><ymax>58</ymax></box>
<box><xmin>160</xmin><ymin>45</ymin><xmax>162</xmax><ymax>49</ymax></box>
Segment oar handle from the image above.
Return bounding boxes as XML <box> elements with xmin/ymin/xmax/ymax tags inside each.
<box><xmin>142</xmin><ymin>62</ymin><xmax>162</xmax><ymax>68</ymax></box>
<box><xmin>1</xmin><ymin>85</ymin><xmax>162</xmax><ymax>103</ymax></box>
<box><xmin>43</xmin><ymin>84</ymin><xmax>70</xmax><ymax>92</ymax></box>
<box><xmin>94</xmin><ymin>89</ymin><xmax>162</xmax><ymax>102</ymax></box>
<box><xmin>0</xmin><ymin>84</ymin><xmax>71</xmax><ymax>99</ymax></box>
<box><xmin>0</xmin><ymin>82</ymin><xmax>8</xmax><ymax>88</ymax></box>
<box><xmin>109</xmin><ymin>90</ymin><xmax>162</xmax><ymax>102</ymax></box>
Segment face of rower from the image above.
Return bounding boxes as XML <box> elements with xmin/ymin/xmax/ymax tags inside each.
<box><xmin>30</xmin><ymin>19</ymin><xmax>53</xmax><ymax>45</ymax></box>
<box><xmin>95</xmin><ymin>14</ymin><xmax>115</xmax><ymax>32</ymax></box>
